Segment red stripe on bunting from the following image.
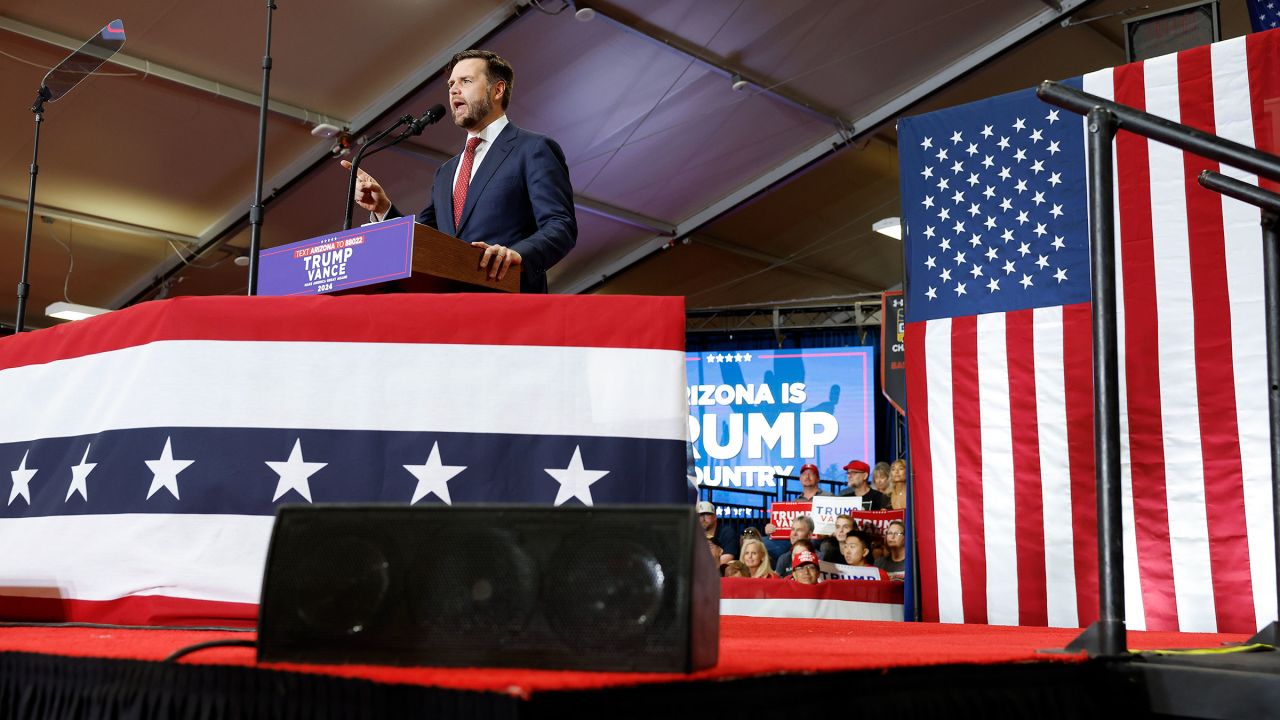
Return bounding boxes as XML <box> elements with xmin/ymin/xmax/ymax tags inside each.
<box><xmin>950</xmin><ymin>316</ymin><xmax>987</xmax><ymax>624</ymax></box>
<box><xmin>0</xmin><ymin>594</ymin><xmax>257</xmax><ymax>628</ymax></box>
<box><xmin>904</xmin><ymin>321</ymin><xmax>939</xmax><ymax>622</ymax></box>
<box><xmin>1113</xmin><ymin>62</ymin><xmax>1179</xmax><ymax>631</ymax></box>
<box><xmin>1006</xmin><ymin>308</ymin><xmax>1048</xmax><ymax>626</ymax></box>
<box><xmin>1061</xmin><ymin>302</ymin><xmax>1099</xmax><ymax>626</ymax></box>
<box><xmin>0</xmin><ymin>294</ymin><xmax>688</xmax><ymax>371</ymax></box>
<box><xmin>1177</xmin><ymin>45</ymin><xmax>1256</xmax><ymax>633</ymax></box>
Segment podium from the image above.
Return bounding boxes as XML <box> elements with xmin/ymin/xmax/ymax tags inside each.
<box><xmin>256</xmin><ymin>217</ymin><xmax>519</xmax><ymax>296</ymax></box>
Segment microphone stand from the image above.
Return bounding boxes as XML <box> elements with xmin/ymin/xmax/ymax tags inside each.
<box><xmin>341</xmin><ymin>116</ymin><xmax>418</xmax><ymax>231</ymax></box>
<box><xmin>245</xmin><ymin>0</ymin><xmax>276</xmax><ymax>297</ymax></box>
<box><xmin>14</xmin><ymin>86</ymin><xmax>51</xmax><ymax>333</ymax></box>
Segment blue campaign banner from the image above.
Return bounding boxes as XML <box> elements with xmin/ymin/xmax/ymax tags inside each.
<box><xmin>687</xmin><ymin>346</ymin><xmax>876</xmax><ymax>510</ymax></box>
<box><xmin>257</xmin><ymin>217</ymin><xmax>415</xmax><ymax>296</ymax></box>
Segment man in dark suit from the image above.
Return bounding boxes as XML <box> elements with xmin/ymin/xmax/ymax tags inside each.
<box><xmin>345</xmin><ymin>50</ymin><xmax>576</xmax><ymax>293</ymax></box>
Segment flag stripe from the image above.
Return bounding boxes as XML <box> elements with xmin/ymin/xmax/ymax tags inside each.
<box><xmin>1007</xmin><ymin>308</ymin><xmax>1048</xmax><ymax>626</ymax></box>
<box><xmin>0</xmin><ymin>514</ymin><xmax>273</xmax><ymax>603</ymax></box>
<box><xmin>1232</xmin><ymin>33</ymin><xmax>1279</xmax><ymax>629</ymax></box>
<box><xmin>0</xmin><ymin>595</ymin><xmax>257</xmax><ymax>628</ymax></box>
<box><xmin>927</xmin><ymin>319</ymin><xmax>963</xmax><ymax>622</ymax></box>
<box><xmin>0</xmin><ymin>295</ymin><xmax>688</xmax><ymax>371</ymax></box>
<box><xmin>1061</xmin><ymin>302</ymin><xmax>1100</xmax><ymax>626</ymax></box>
<box><xmin>1112</xmin><ymin>60</ymin><xmax>1181</xmax><ymax>630</ymax></box>
<box><xmin>1179</xmin><ymin>44</ymin><xmax>1257</xmax><ymax>632</ymax></box>
<box><xmin>0</xmin><ymin>341</ymin><xmax>688</xmax><ymax>443</ymax></box>
<box><xmin>1032</xmin><ymin>305</ymin><xmax>1077</xmax><ymax>627</ymax></box>
<box><xmin>977</xmin><ymin>313</ymin><xmax>1018</xmax><ymax>625</ymax></box>
<box><xmin>951</xmin><ymin>316</ymin><xmax>988</xmax><ymax>624</ymax></box>
<box><xmin>1144</xmin><ymin>52</ymin><xmax>1218</xmax><ymax>632</ymax></box>
<box><xmin>1081</xmin><ymin>68</ymin><xmax>1147</xmax><ymax>630</ymax></box>
<box><xmin>904</xmin><ymin>322</ymin><xmax>941</xmax><ymax>622</ymax></box>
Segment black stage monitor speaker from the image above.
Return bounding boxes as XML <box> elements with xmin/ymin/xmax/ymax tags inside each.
<box><xmin>257</xmin><ymin>505</ymin><xmax>720</xmax><ymax>673</ymax></box>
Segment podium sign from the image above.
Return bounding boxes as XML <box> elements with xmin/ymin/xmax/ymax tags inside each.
<box><xmin>257</xmin><ymin>217</ymin><xmax>415</xmax><ymax>296</ymax></box>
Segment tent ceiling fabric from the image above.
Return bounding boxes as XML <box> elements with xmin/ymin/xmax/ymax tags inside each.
<box><xmin>0</xmin><ymin>0</ymin><xmax>1256</xmax><ymax>329</ymax></box>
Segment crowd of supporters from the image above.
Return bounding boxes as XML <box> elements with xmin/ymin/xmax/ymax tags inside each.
<box><xmin>700</xmin><ymin>457</ymin><xmax>908</xmax><ymax>583</ymax></box>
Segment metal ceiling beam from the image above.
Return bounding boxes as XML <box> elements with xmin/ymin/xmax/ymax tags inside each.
<box><xmin>691</xmin><ymin>235</ymin><xmax>877</xmax><ymax>291</ymax></box>
<box><xmin>111</xmin><ymin>1</ymin><xmax>528</xmax><ymax>308</ymax></box>
<box><xmin>0</xmin><ymin>195</ymin><xmax>198</xmax><ymax>244</ymax></box>
<box><xmin>560</xmin><ymin>0</ymin><xmax>1091</xmax><ymax>294</ymax></box>
<box><xmin>0</xmin><ymin>16</ymin><xmax>347</xmax><ymax>128</ymax></box>
<box><xmin>686</xmin><ymin>298</ymin><xmax>885</xmax><ymax>333</ymax></box>
<box><xmin>388</xmin><ymin>141</ymin><xmax>676</xmax><ymax>235</ymax></box>
<box><xmin>572</xmin><ymin>1</ymin><xmax>851</xmax><ymax>129</ymax></box>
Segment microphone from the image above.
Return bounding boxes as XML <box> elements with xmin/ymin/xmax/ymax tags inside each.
<box><xmin>773</xmin><ymin>473</ymin><xmax>800</xmax><ymax>480</ymax></box>
<box><xmin>408</xmin><ymin>104</ymin><xmax>446</xmax><ymax>135</ymax></box>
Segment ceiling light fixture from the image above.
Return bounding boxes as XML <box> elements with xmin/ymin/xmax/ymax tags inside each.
<box><xmin>730</xmin><ymin>73</ymin><xmax>749</xmax><ymax>92</ymax></box>
<box><xmin>872</xmin><ymin>217</ymin><xmax>903</xmax><ymax>240</ymax></box>
<box><xmin>46</xmin><ymin>301</ymin><xmax>110</xmax><ymax>321</ymax></box>
<box><xmin>574</xmin><ymin>7</ymin><xmax>596</xmax><ymax>21</ymax></box>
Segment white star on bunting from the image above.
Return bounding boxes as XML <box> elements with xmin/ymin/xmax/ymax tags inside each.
<box><xmin>145</xmin><ymin>436</ymin><xmax>194</xmax><ymax>500</ymax></box>
<box><xmin>266</xmin><ymin>439</ymin><xmax>326</xmax><ymax>502</ymax></box>
<box><xmin>546</xmin><ymin>446</ymin><xmax>609</xmax><ymax>506</ymax></box>
<box><xmin>65</xmin><ymin>444</ymin><xmax>96</xmax><ymax>502</ymax></box>
<box><xmin>404</xmin><ymin>442</ymin><xmax>467</xmax><ymax>505</ymax></box>
<box><xmin>9</xmin><ymin>450</ymin><xmax>37</xmax><ymax>506</ymax></box>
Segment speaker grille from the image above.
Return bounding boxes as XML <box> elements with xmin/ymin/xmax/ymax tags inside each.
<box><xmin>258</xmin><ymin>505</ymin><xmax>719</xmax><ymax>672</ymax></box>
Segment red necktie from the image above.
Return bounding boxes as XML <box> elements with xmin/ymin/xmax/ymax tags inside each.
<box><xmin>452</xmin><ymin>136</ymin><xmax>483</xmax><ymax>229</ymax></box>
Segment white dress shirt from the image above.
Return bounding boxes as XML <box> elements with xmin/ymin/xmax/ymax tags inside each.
<box><xmin>370</xmin><ymin>114</ymin><xmax>510</xmax><ymax>224</ymax></box>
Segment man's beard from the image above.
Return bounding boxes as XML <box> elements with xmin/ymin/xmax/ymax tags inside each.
<box><xmin>455</xmin><ymin>93</ymin><xmax>493</xmax><ymax>129</ymax></box>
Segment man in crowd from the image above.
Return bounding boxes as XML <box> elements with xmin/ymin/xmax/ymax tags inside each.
<box><xmin>819</xmin><ymin>513</ymin><xmax>855</xmax><ymax>562</ymax></box>
<box><xmin>774</xmin><ymin>515</ymin><xmax>815</xmax><ymax>577</ymax></box>
<box><xmin>346</xmin><ymin>50</ymin><xmax>576</xmax><ymax>293</ymax></box>
<box><xmin>697</xmin><ymin>501</ymin><xmax>739</xmax><ymax>560</ymax></box>
<box><xmin>839</xmin><ymin>459</ymin><xmax>890</xmax><ymax>510</ymax></box>
<box><xmin>796</xmin><ymin>462</ymin><xmax>829</xmax><ymax>501</ymax></box>
<box><xmin>790</xmin><ymin>549</ymin><xmax>821</xmax><ymax>585</ymax></box>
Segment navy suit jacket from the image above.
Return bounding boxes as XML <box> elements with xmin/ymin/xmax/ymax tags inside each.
<box><xmin>394</xmin><ymin>122</ymin><xmax>576</xmax><ymax>294</ymax></box>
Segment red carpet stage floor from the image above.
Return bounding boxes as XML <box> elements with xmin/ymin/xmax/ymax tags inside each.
<box><xmin>0</xmin><ymin>617</ymin><xmax>1260</xmax><ymax>719</ymax></box>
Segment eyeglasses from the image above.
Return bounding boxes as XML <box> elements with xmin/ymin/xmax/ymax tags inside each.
<box><xmin>884</xmin><ymin>531</ymin><xmax>904</xmax><ymax>536</ymax></box>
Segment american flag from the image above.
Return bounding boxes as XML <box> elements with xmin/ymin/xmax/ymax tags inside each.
<box><xmin>0</xmin><ymin>294</ymin><xmax>691</xmax><ymax>627</ymax></box>
<box><xmin>900</xmin><ymin>30</ymin><xmax>1279</xmax><ymax>633</ymax></box>
<box><xmin>1249</xmin><ymin>0</ymin><xmax>1280</xmax><ymax>33</ymax></box>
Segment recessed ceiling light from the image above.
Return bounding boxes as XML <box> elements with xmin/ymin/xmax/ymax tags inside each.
<box><xmin>872</xmin><ymin>217</ymin><xmax>902</xmax><ymax>240</ymax></box>
<box><xmin>46</xmin><ymin>301</ymin><xmax>110</xmax><ymax>321</ymax></box>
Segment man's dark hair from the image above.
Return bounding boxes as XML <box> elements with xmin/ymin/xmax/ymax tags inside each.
<box><xmin>449</xmin><ymin>49</ymin><xmax>514</xmax><ymax>109</ymax></box>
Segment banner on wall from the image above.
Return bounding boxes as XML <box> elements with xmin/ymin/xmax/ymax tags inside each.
<box><xmin>686</xmin><ymin>346</ymin><xmax>876</xmax><ymax>500</ymax></box>
<box><xmin>881</xmin><ymin>291</ymin><xmax>906</xmax><ymax>415</ymax></box>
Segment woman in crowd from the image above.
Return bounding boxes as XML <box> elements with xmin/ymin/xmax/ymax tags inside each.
<box><xmin>889</xmin><ymin>458</ymin><xmax>908</xmax><ymax>510</ymax></box>
<box><xmin>871</xmin><ymin>461</ymin><xmax>891</xmax><ymax>494</ymax></box>
<box><xmin>875</xmin><ymin>519</ymin><xmax>907</xmax><ymax>580</ymax></box>
<box><xmin>740</xmin><ymin>538</ymin><xmax>777</xmax><ymax>578</ymax></box>
<box><xmin>723</xmin><ymin>561</ymin><xmax>750</xmax><ymax>578</ymax></box>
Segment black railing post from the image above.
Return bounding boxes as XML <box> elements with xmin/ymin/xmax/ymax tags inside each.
<box><xmin>1083</xmin><ymin>106</ymin><xmax>1127</xmax><ymax>657</ymax></box>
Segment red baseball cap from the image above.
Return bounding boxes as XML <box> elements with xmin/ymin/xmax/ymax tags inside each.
<box><xmin>800</xmin><ymin>463</ymin><xmax>819</xmax><ymax>475</ymax></box>
<box><xmin>843</xmin><ymin>460</ymin><xmax>870</xmax><ymax>473</ymax></box>
<box><xmin>793</xmin><ymin>550</ymin><xmax>819</xmax><ymax>568</ymax></box>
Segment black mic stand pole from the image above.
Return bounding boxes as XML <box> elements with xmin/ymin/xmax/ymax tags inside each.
<box><xmin>13</xmin><ymin>86</ymin><xmax>51</xmax><ymax>333</ymax></box>
<box><xmin>245</xmin><ymin>0</ymin><xmax>276</xmax><ymax>296</ymax></box>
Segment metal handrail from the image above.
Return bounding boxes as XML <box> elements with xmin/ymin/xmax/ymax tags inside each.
<box><xmin>1038</xmin><ymin>81</ymin><xmax>1280</xmax><ymax>182</ymax></box>
<box><xmin>1036</xmin><ymin>81</ymin><xmax>1280</xmax><ymax>656</ymax></box>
